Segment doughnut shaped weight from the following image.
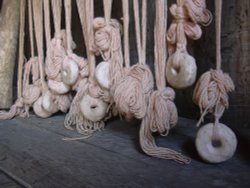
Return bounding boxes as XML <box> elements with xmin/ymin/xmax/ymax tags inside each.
<box><xmin>80</xmin><ymin>94</ymin><xmax>108</xmax><ymax>122</ymax></box>
<box><xmin>61</xmin><ymin>57</ymin><xmax>79</xmax><ymax>86</ymax></box>
<box><xmin>195</xmin><ymin>123</ymin><xmax>237</xmax><ymax>163</ymax></box>
<box><xmin>166</xmin><ymin>53</ymin><xmax>197</xmax><ymax>89</ymax></box>
<box><xmin>95</xmin><ymin>61</ymin><xmax>110</xmax><ymax>90</ymax></box>
<box><xmin>33</xmin><ymin>97</ymin><xmax>52</xmax><ymax>118</ymax></box>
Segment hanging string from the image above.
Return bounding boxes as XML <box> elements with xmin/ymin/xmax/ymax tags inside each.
<box><xmin>43</xmin><ymin>0</ymin><xmax>51</xmax><ymax>49</ymax></box>
<box><xmin>154</xmin><ymin>0</ymin><xmax>167</xmax><ymax>90</ymax></box>
<box><xmin>17</xmin><ymin>0</ymin><xmax>26</xmax><ymax>99</ymax></box>
<box><xmin>51</xmin><ymin>0</ymin><xmax>62</xmax><ymax>36</ymax></box>
<box><xmin>215</xmin><ymin>0</ymin><xmax>222</xmax><ymax>70</ymax></box>
<box><xmin>122</xmin><ymin>0</ymin><xmax>130</xmax><ymax>69</ymax></box>
<box><xmin>193</xmin><ymin>0</ymin><xmax>235</xmax><ymax>127</ymax></box>
<box><xmin>28</xmin><ymin>0</ymin><xmax>34</xmax><ymax>58</ymax></box>
<box><xmin>64</xmin><ymin>0</ymin><xmax>73</xmax><ymax>54</ymax></box>
<box><xmin>104</xmin><ymin>0</ymin><xmax>113</xmax><ymax>23</ymax></box>
<box><xmin>33</xmin><ymin>0</ymin><xmax>46</xmax><ymax>91</ymax></box>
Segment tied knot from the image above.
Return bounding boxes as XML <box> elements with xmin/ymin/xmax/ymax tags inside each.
<box><xmin>184</xmin><ymin>0</ymin><xmax>212</xmax><ymax>26</ymax></box>
<box><xmin>161</xmin><ymin>87</ymin><xmax>176</xmax><ymax>101</ymax></box>
<box><xmin>92</xmin><ymin>17</ymin><xmax>121</xmax><ymax>60</ymax></box>
<box><xmin>170</xmin><ymin>4</ymin><xmax>188</xmax><ymax>23</ymax></box>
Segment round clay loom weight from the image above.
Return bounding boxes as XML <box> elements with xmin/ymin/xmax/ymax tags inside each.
<box><xmin>33</xmin><ymin>96</ymin><xmax>53</xmax><ymax>118</ymax></box>
<box><xmin>80</xmin><ymin>94</ymin><xmax>108</xmax><ymax>122</ymax></box>
<box><xmin>61</xmin><ymin>56</ymin><xmax>79</xmax><ymax>86</ymax></box>
<box><xmin>166</xmin><ymin>52</ymin><xmax>197</xmax><ymax>89</ymax></box>
<box><xmin>195</xmin><ymin>123</ymin><xmax>237</xmax><ymax>163</ymax></box>
<box><xmin>95</xmin><ymin>61</ymin><xmax>110</xmax><ymax>90</ymax></box>
<box><xmin>42</xmin><ymin>90</ymin><xmax>59</xmax><ymax>114</ymax></box>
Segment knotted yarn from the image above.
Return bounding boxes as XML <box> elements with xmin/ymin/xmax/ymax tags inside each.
<box><xmin>166</xmin><ymin>0</ymin><xmax>212</xmax><ymax>89</ymax></box>
<box><xmin>114</xmin><ymin>64</ymin><xmax>154</xmax><ymax>120</ymax></box>
<box><xmin>140</xmin><ymin>88</ymin><xmax>190</xmax><ymax>164</ymax></box>
<box><xmin>92</xmin><ymin>17</ymin><xmax>124</xmax><ymax>88</ymax></box>
<box><xmin>193</xmin><ymin>0</ymin><xmax>234</xmax><ymax>127</ymax></box>
<box><xmin>113</xmin><ymin>0</ymin><xmax>153</xmax><ymax>120</ymax></box>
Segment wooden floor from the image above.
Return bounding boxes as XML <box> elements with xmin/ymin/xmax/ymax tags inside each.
<box><xmin>0</xmin><ymin>115</ymin><xmax>249</xmax><ymax>188</ymax></box>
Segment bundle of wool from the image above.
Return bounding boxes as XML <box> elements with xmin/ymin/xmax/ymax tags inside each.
<box><xmin>92</xmin><ymin>11</ymin><xmax>124</xmax><ymax>90</ymax></box>
<box><xmin>140</xmin><ymin>88</ymin><xmax>190</xmax><ymax>164</ymax></box>
<box><xmin>114</xmin><ymin>64</ymin><xmax>153</xmax><ymax>120</ymax></box>
<box><xmin>113</xmin><ymin>0</ymin><xmax>153</xmax><ymax>120</ymax></box>
<box><xmin>166</xmin><ymin>0</ymin><xmax>212</xmax><ymax>89</ymax></box>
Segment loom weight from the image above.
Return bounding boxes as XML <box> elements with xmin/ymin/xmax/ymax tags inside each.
<box><xmin>166</xmin><ymin>51</ymin><xmax>197</xmax><ymax>89</ymax></box>
<box><xmin>61</xmin><ymin>56</ymin><xmax>79</xmax><ymax>86</ymax></box>
<box><xmin>95</xmin><ymin>61</ymin><xmax>110</xmax><ymax>90</ymax></box>
<box><xmin>195</xmin><ymin>123</ymin><xmax>237</xmax><ymax>163</ymax></box>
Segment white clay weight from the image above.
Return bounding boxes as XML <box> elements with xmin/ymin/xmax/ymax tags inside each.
<box><xmin>33</xmin><ymin>96</ymin><xmax>52</xmax><ymax>118</ymax></box>
<box><xmin>80</xmin><ymin>94</ymin><xmax>108</xmax><ymax>122</ymax></box>
<box><xmin>166</xmin><ymin>53</ymin><xmax>197</xmax><ymax>89</ymax></box>
<box><xmin>195</xmin><ymin>123</ymin><xmax>237</xmax><ymax>163</ymax></box>
<box><xmin>42</xmin><ymin>90</ymin><xmax>59</xmax><ymax>114</ymax></box>
<box><xmin>95</xmin><ymin>61</ymin><xmax>110</xmax><ymax>90</ymax></box>
<box><xmin>61</xmin><ymin>57</ymin><xmax>79</xmax><ymax>86</ymax></box>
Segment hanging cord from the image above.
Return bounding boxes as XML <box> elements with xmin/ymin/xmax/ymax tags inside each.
<box><xmin>104</xmin><ymin>0</ymin><xmax>113</xmax><ymax>23</ymax></box>
<box><xmin>193</xmin><ymin>0</ymin><xmax>235</xmax><ymax>127</ymax></box>
<box><xmin>64</xmin><ymin>0</ymin><xmax>73</xmax><ymax>54</ymax></box>
<box><xmin>33</xmin><ymin>0</ymin><xmax>46</xmax><ymax>91</ymax></box>
<box><xmin>133</xmin><ymin>0</ymin><xmax>146</xmax><ymax>65</ymax></box>
<box><xmin>0</xmin><ymin>0</ymin><xmax>26</xmax><ymax>120</ymax></box>
<box><xmin>139</xmin><ymin>0</ymin><xmax>190</xmax><ymax>164</ymax></box>
<box><xmin>28</xmin><ymin>0</ymin><xmax>34</xmax><ymax>58</ymax></box>
<box><xmin>154</xmin><ymin>0</ymin><xmax>167</xmax><ymax>90</ymax></box>
<box><xmin>51</xmin><ymin>0</ymin><xmax>62</xmax><ymax>37</ymax></box>
<box><xmin>122</xmin><ymin>0</ymin><xmax>130</xmax><ymax>69</ymax></box>
<box><xmin>17</xmin><ymin>0</ymin><xmax>26</xmax><ymax>99</ymax></box>
<box><xmin>43</xmin><ymin>0</ymin><xmax>51</xmax><ymax>50</ymax></box>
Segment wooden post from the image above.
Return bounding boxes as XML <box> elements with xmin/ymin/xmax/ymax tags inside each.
<box><xmin>0</xmin><ymin>0</ymin><xmax>20</xmax><ymax>108</ymax></box>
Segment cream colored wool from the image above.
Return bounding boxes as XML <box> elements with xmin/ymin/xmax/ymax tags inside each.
<box><xmin>64</xmin><ymin>0</ymin><xmax>110</xmax><ymax>136</ymax></box>
<box><xmin>92</xmin><ymin>5</ymin><xmax>124</xmax><ymax>90</ymax></box>
<box><xmin>193</xmin><ymin>0</ymin><xmax>236</xmax><ymax>163</ymax></box>
<box><xmin>113</xmin><ymin>0</ymin><xmax>153</xmax><ymax>120</ymax></box>
<box><xmin>138</xmin><ymin>0</ymin><xmax>190</xmax><ymax>164</ymax></box>
<box><xmin>32</xmin><ymin>0</ymin><xmax>53</xmax><ymax>118</ymax></box>
<box><xmin>166</xmin><ymin>0</ymin><xmax>212</xmax><ymax>89</ymax></box>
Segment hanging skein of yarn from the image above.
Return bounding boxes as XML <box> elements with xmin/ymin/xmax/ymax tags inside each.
<box><xmin>45</xmin><ymin>0</ymin><xmax>70</xmax><ymax>95</ymax></box>
<box><xmin>166</xmin><ymin>0</ymin><xmax>212</xmax><ymax>89</ymax></box>
<box><xmin>92</xmin><ymin>0</ymin><xmax>124</xmax><ymax>90</ymax></box>
<box><xmin>113</xmin><ymin>0</ymin><xmax>154</xmax><ymax>120</ymax></box>
<box><xmin>193</xmin><ymin>0</ymin><xmax>237</xmax><ymax>163</ymax></box>
<box><xmin>64</xmin><ymin>0</ymin><xmax>110</xmax><ymax>136</ymax></box>
<box><xmin>32</xmin><ymin>0</ymin><xmax>54</xmax><ymax>118</ymax></box>
<box><xmin>0</xmin><ymin>0</ymin><xmax>27</xmax><ymax>119</ymax></box>
<box><xmin>139</xmin><ymin>0</ymin><xmax>190</xmax><ymax>164</ymax></box>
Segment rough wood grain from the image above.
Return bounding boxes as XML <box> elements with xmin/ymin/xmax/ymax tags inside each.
<box><xmin>0</xmin><ymin>0</ymin><xmax>20</xmax><ymax>108</ymax></box>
